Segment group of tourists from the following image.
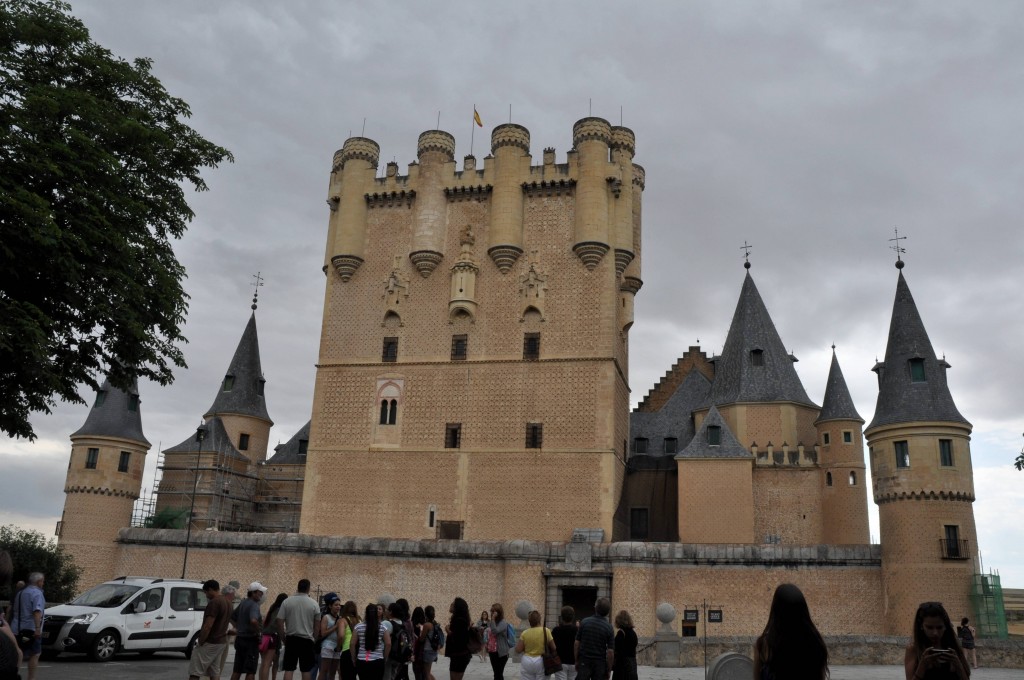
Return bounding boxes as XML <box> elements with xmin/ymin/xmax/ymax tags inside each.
<box><xmin>753</xmin><ymin>583</ymin><xmax>979</xmax><ymax>680</ymax></box>
<box><xmin>187</xmin><ymin>579</ymin><xmax>640</xmax><ymax>680</ymax></box>
<box><xmin>0</xmin><ymin>550</ymin><xmax>43</xmax><ymax>680</ymax></box>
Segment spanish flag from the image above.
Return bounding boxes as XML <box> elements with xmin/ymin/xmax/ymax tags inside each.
<box><xmin>473</xmin><ymin>107</ymin><xmax>483</xmax><ymax>127</ymax></box>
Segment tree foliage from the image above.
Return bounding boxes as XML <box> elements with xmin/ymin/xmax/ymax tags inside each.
<box><xmin>1015</xmin><ymin>451</ymin><xmax>1023</xmax><ymax>472</ymax></box>
<box><xmin>0</xmin><ymin>0</ymin><xmax>232</xmax><ymax>439</ymax></box>
<box><xmin>0</xmin><ymin>524</ymin><xmax>81</xmax><ymax>602</ymax></box>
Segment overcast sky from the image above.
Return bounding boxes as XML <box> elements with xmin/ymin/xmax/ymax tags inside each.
<box><xmin>2</xmin><ymin>1</ymin><xmax>1022</xmax><ymax>588</ymax></box>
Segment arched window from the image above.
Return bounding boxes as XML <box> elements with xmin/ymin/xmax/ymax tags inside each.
<box><xmin>379</xmin><ymin>400</ymin><xmax>389</xmax><ymax>425</ymax></box>
<box><xmin>826</xmin><ymin>472</ymin><xmax>833</xmax><ymax>486</ymax></box>
<box><xmin>388</xmin><ymin>399</ymin><xmax>398</xmax><ymax>425</ymax></box>
<box><xmin>849</xmin><ymin>471</ymin><xmax>857</xmax><ymax>486</ymax></box>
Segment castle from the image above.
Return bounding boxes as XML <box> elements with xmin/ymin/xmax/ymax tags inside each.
<box><xmin>57</xmin><ymin>117</ymin><xmax>995</xmax><ymax>640</ymax></box>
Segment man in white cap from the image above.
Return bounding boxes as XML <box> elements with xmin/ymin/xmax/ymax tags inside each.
<box><xmin>229</xmin><ymin>581</ymin><xmax>267</xmax><ymax>680</ymax></box>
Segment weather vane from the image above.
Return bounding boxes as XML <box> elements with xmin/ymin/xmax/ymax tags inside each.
<box><xmin>740</xmin><ymin>241</ymin><xmax>753</xmax><ymax>269</ymax></box>
<box><xmin>251</xmin><ymin>271</ymin><xmax>264</xmax><ymax>310</ymax></box>
<box><xmin>889</xmin><ymin>228</ymin><xmax>907</xmax><ymax>269</ymax></box>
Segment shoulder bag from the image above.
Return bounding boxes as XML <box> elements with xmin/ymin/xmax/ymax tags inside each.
<box><xmin>541</xmin><ymin>626</ymin><xmax>561</xmax><ymax>675</ymax></box>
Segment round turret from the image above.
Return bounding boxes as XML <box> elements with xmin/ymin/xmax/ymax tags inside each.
<box><xmin>491</xmin><ymin>123</ymin><xmax>530</xmax><ymax>154</ymax></box>
<box><xmin>610</xmin><ymin>126</ymin><xmax>635</xmax><ymax>157</ymax></box>
<box><xmin>572</xmin><ymin>117</ymin><xmax>612</xmax><ymax>147</ymax></box>
<box><xmin>338</xmin><ymin>137</ymin><xmax>381</xmax><ymax>169</ymax></box>
<box><xmin>632</xmin><ymin>164</ymin><xmax>646</xmax><ymax>190</ymax></box>
<box><xmin>417</xmin><ymin>130</ymin><xmax>456</xmax><ymax>160</ymax></box>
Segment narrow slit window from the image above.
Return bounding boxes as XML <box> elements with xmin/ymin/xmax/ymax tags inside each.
<box><xmin>823</xmin><ymin>432</ymin><xmax>831</xmax><ymax>445</ymax></box>
<box><xmin>118</xmin><ymin>451</ymin><xmax>130</xmax><ymax>473</ymax></box>
<box><xmin>523</xmin><ymin>333</ymin><xmax>540</xmax><ymax>360</ymax></box>
<box><xmin>849</xmin><ymin>471</ymin><xmax>857</xmax><ymax>485</ymax></box>
<box><xmin>257</xmin><ymin>379</ymin><xmax>266</xmax><ymax>396</ymax></box>
<box><xmin>85</xmin><ymin>447</ymin><xmax>99</xmax><ymax>469</ymax></box>
<box><xmin>382</xmin><ymin>337</ymin><xmax>399</xmax><ymax>363</ymax></box>
<box><xmin>939</xmin><ymin>439</ymin><xmax>954</xmax><ymax>467</ymax></box>
<box><xmin>379</xmin><ymin>400</ymin><xmax>389</xmax><ymax>425</ymax></box>
<box><xmin>826</xmin><ymin>471</ymin><xmax>833</xmax><ymax>486</ymax></box>
<box><xmin>526</xmin><ymin>423</ymin><xmax>543</xmax><ymax>449</ymax></box>
<box><xmin>894</xmin><ymin>440</ymin><xmax>910</xmax><ymax>468</ymax></box>
<box><xmin>451</xmin><ymin>335</ymin><xmax>468</xmax><ymax>361</ymax></box>
<box><xmin>445</xmin><ymin>423</ymin><xmax>462</xmax><ymax>449</ymax></box>
<box><xmin>239</xmin><ymin>433</ymin><xmax>250</xmax><ymax>451</ymax></box>
<box><xmin>388</xmin><ymin>399</ymin><xmax>398</xmax><ymax>425</ymax></box>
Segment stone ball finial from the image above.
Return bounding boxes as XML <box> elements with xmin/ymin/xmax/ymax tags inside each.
<box><xmin>656</xmin><ymin>603</ymin><xmax>676</xmax><ymax>625</ymax></box>
<box><xmin>514</xmin><ymin>600</ymin><xmax>533</xmax><ymax>621</ymax></box>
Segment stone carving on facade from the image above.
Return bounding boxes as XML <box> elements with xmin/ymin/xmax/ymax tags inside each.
<box><xmin>383</xmin><ymin>256</ymin><xmax>410</xmax><ymax>316</ymax></box>
<box><xmin>519</xmin><ymin>258</ymin><xmax>548</xmax><ymax>321</ymax></box>
<box><xmin>564</xmin><ymin>536</ymin><xmax>592</xmax><ymax>572</ymax></box>
<box><xmin>449</xmin><ymin>225</ymin><xmax>480</xmax><ymax>321</ymax></box>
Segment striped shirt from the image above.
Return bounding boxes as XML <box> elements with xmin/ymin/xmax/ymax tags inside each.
<box><xmin>354</xmin><ymin>622</ymin><xmax>389</xmax><ymax>661</ymax></box>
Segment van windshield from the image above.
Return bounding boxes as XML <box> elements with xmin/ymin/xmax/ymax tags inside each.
<box><xmin>71</xmin><ymin>584</ymin><xmax>142</xmax><ymax>607</ymax></box>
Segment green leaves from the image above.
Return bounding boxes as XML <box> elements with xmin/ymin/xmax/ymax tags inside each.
<box><xmin>0</xmin><ymin>0</ymin><xmax>232</xmax><ymax>438</ymax></box>
<box><xmin>0</xmin><ymin>523</ymin><xmax>82</xmax><ymax>602</ymax></box>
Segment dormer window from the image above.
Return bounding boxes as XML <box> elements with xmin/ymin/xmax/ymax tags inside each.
<box><xmin>94</xmin><ymin>390</ymin><xmax>107</xmax><ymax>407</ymax></box>
<box><xmin>257</xmin><ymin>378</ymin><xmax>265</xmax><ymax>396</ymax></box>
<box><xmin>127</xmin><ymin>394</ymin><xmax>139</xmax><ymax>412</ymax></box>
<box><xmin>223</xmin><ymin>375</ymin><xmax>235</xmax><ymax>391</ymax></box>
<box><xmin>707</xmin><ymin>425</ymin><xmax>721</xmax><ymax>446</ymax></box>
<box><xmin>909</xmin><ymin>358</ymin><xmax>926</xmax><ymax>382</ymax></box>
<box><xmin>751</xmin><ymin>349</ymin><xmax>764</xmax><ymax>366</ymax></box>
<box><xmin>298</xmin><ymin>439</ymin><xmax>308</xmax><ymax>456</ymax></box>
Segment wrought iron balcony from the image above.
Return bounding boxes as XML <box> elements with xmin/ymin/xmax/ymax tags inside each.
<box><xmin>940</xmin><ymin>538</ymin><xmax>971</xmax><ymax>560</ymax></box>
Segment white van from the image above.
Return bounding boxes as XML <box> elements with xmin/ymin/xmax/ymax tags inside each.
<box><xmin>41</xmin><ymin>576</ymin><xmax>208</xmax><ymax>661</ymax></box>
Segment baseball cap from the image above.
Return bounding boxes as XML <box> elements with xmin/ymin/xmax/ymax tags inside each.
<box><xmin>323</xmin><ymin>592</ymin><xmax>340</xmax><ymax>605</ymax></box>
<box><xmin>249</xmin><ymin>581</ymin><xmax>268</xmax><ymax>594</ymax></box>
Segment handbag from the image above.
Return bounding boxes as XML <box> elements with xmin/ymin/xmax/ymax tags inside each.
<box><xmin>12</xmin><ymin>590</ymin><xmax>35</xmax><ymax>648</ymax></box>
<box><xmin>259</xmin><ymin>633</ymin><xmax>274</xmax><ymax>653</ymax></box>
<box><xmin>466</xmin><ymin>624</ymin><xmax>482</xmax><ymax>654</ymax></box>
<box><xmin>541</xmin><ymin>627</ymin><xmax>561</xmax><ymax>675</ymax></box>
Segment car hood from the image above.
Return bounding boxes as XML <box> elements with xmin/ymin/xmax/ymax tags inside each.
<box><xmin>45</xmin><ymin>604</ymin><xmax>122</xmax><ymax>617</ymax></box>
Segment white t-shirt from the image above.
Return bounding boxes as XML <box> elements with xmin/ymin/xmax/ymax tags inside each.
<box><xmin>354</xmin><ymin>622</ymin><xmax>389</xmax><ymax>662</ymax></box>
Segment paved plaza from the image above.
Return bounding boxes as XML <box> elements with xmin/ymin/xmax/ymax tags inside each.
<box><xmin>29</xmin><ymin>651</ymin><xmax>1021</xmax><ymax>680</ymax></box>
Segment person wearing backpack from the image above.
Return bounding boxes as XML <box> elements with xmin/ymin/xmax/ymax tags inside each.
<box><xmin>384</xmin><ymin>603</ymin><xmax>411</xmax><ymax>680</ymax></box>
<box><xmin>417</xmin><ymin>606</ymin><xmax>443</xmax><ymax>680</ymax></box>
<box><xmin>485</xmin><ymin>604</ymin><xmax>513</xmax><ymax>680</ymax></box>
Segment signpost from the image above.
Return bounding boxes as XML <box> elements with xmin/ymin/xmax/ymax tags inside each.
<box><xmin>682</xmin><ymin>600</ymin><xmax>724</xmax><ymax>680</ymax></box>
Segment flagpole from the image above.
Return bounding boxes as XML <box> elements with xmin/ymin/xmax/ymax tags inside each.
<box><xmin>470</xmin><ymin>104</ymin><xmax>476</xmax><ymax>156</ymax></box>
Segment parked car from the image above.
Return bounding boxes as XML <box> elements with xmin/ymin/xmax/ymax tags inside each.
<box><xmin>41</xmin><ymin>576</ymin><xmax>208</xmax><ymax>661</ymax></box>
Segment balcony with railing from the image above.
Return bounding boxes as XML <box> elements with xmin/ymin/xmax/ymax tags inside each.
<box><xmin>940</xmin><ymin>538</ymin><xmax>971</xmax><ymax>560</ymax></box>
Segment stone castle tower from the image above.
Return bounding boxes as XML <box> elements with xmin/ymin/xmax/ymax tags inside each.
<box><xmin>60</xmin><ymin>376</ymin><xmax>150</xmax><ymax>586</ymax></box>
<box><xmin>866</xmin><ymin>262</ymin><xmax>978</xmax><ymax>634</ymax></box>
<box><xmin>303</xmin><ymin>117</ymin><xmax>644</xmax><ymax>540</ymax></box>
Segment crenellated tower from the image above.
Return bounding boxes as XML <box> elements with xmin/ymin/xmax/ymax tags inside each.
<box><xmin>865</xmin><ymin>261</ymin><xmax>977</xmax><ymax>635</ymax></box>
<box><xmin>61</xmin><ymin>376</ymin><xmax>150</xmax><ymax>585</ymax></box>
<box><xmin>306</xmin><ymin>117</ymin><xmax>643</xmax><ymax>541</ymax></box>
<box><xmin>326</xmin><ymin>137</ymin><xmax>381</xmax><ymax>280</ymax></box>
<box><xmin>815</xmin><ymin>349</ymin><xmax>870</xmax><ymax>544</ymax></box>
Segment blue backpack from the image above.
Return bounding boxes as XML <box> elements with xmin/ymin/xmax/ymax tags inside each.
<box><xmin>505</xmin><ymin>622</ymin><xmax>517</xmax><ymax>647</ymax></box>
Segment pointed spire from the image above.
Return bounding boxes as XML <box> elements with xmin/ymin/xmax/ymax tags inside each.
<box><xmin>677</xmin><ymin>405</ymin><xmax>750</xmax><ymax>458</ymax></box>
<box><xmin>816</xmin><ymin>349</ymin><xmax>863</xmax><ymax>424</ymax></box>
<box><xmin>205</xmin><ymin>313</ymin><xmax>272</xmax><ymax>423</ymax></box>
<box><xmin>866</xmin><ymin>271</ymin><xmax>969</xmax><ymax>430</ymax></box>
<box><xmin>71</xmin><ymin>375</ymin><xmax>150</xmax><ymax>446</ymax></box>
<box><xmin>705</xmin><ymin>272</ymin><xmax>815</xmax><ymax>407</ymax></box>
<box><xmin>269</xmin><ymin>420</ymin><xmax>311</xmax><ymax>464</ymax></box>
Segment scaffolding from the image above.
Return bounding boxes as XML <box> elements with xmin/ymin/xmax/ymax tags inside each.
<box><xmin>131</xmin><ymin>450</ymin><xmax>163</xmax><ymax>527</ymax></box>
<box><xmin>157</xmin><ymin>447</ymin><xmax>261</xmax><ymax>532</ymax></box>
<box><xmin>970</xmin><ymin>571</ymin><xmax>1008</xmax><ymax>640</ymax></box>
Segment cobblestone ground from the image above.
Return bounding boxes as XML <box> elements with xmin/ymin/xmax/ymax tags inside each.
<box><xmin>450</xmin><ymin>654</ymin><xmax>1018</xmax><ymax>680</ymax></box>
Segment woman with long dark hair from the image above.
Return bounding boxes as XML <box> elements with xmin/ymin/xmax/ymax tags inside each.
<box><xmin>905</xmin><ymin>602</ymin><xmax>970</xmax><ymax>680</ymax></box>
<box><xmin>418</xmin><ymin>605</ymin><xmax>441</xmax><ymax>680</ymax></box>
<box><xmin>259</xmin><ymin>592</ymin><xmax>289</xmax><ymax>680</ymax></box>
<box><xmin>352</xmin><ymin>603</ymin><xmax>391</xmax><ymax>680</ymax></box>
<box><xmin>445</xmin><ymin>597</ymin><xmax>473</xmax><ymax>680</ymax></box>
<box><xmin>340</xmin><ymin>601</ymin><xmax>361</xmax><ymax>680</ymax></box>
<box><xmin>753</xmin><ymin>584</ymin><xmax>829</xmax><ymax>680</ymax></box>
<box><xmin>612</xmin><ymin>610</ymin><xmax>637</xmax><ymax>680</ymax></box>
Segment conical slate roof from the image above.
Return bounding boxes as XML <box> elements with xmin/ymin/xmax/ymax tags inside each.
<box><xmin>163</xmin><ymin>416</ymin><xmax>248</xmax><ymax>461</ymax></box>
<box><xmin>866</xmin><ymin>271</ymin><xmax>970</xmax><ymax>430</ymax></box>
<box><xmin>705</xmin><ymin>272</ymin><xmax>815</xmax><ymax>408</ymax></box>
<box><xmin>816</xmin><ymin>350</ymin><xmax>863</xmax><ymax>424</ymax></box>
<box><xmin>71</xmin><ymin>376</ymin><xmax>150</xmax><ymax>446</ymax></box>
<box><xmin>205</xmin><ymin>313</ymin><xmax>272</xmax><ymax>423</ymax></box>
<box><xmin>268</xmin><ymin>420</ymin><xmax>311</xmax><ymax>464</ymax></box>
<box><xmin>677</xmin><ymin>406</ymin><xmax>750</xmax><ymax>459</ymax></box>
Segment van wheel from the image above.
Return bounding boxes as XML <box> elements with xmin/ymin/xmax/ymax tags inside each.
<box><xmin>184</xmin><ymin>632</ymin><xmax>199</xmax><ymax>660</ymax></box>
<box><xmin>90</xmin><ymin>629</ymin><xmax>120</xmax><ymax>662</ymax></box>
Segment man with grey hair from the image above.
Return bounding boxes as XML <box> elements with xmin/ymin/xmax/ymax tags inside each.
<box><xmin>12</xmin><ymin>572</ymin><xmax>44</xmax><ymax>680</ymax></box>
<box><xmin>217</xmin><ymin>583</ymin><xmax>239</xmax><ymax>677</ymax></box>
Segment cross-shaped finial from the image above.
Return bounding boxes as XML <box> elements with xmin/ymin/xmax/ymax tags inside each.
<box><xmin>740</xmin><ymin>241</ymin><xmax>753</xmax><ymax>269</ymax></box>
<box><xmin>889</xmin><ymin>228</ymin><xmax>907</xmax><ymax>269</ymax></box>
<box><xmin>251</xmin><ymin>271</ymin><xmax>264</xmax><ymax>310</ymax></box>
